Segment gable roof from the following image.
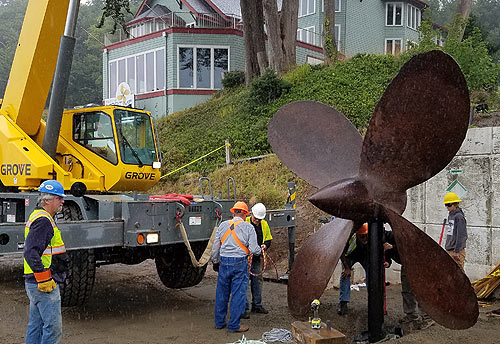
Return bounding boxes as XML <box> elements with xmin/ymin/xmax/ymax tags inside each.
<box><xmin>136</xmin><ymin>1</ymin><xmax>283</xmax><ymax>21</ymax></box>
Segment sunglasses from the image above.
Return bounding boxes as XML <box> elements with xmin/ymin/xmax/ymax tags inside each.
<box><xmin>445</xmin><ymin>203</ymin><xmax>453</xmax><ymax>207</ymax></box>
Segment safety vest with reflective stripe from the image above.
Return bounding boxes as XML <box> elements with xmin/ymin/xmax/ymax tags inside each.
<box><xmin>346</xmin><ymin>235</ymin><xmax>357</xmax><ymax>257</ymax></box>
<box><xmin>23</xmin><ymin>209</ymin><xmax>66</xmax><ymax>274</ymax></box>
<box><xmin>245</xmin><ymin>217</ymin><xmax>272</xmax><ymax>242</ymax></box>
<box><xmin>220</xmin><ymin>220</ymin><xmax>249</xmax><ymax>255</ymax></box>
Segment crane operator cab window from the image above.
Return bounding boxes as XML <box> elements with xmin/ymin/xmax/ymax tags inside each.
<box><xmin>114</xmin><ymin>109</ymin><xmax>157</xmax><ymax>166</ymax></box>
<box><xmin>73</xmin><ymin>112</ymin><xmax>118</xmax><ymax>164</ymax></box>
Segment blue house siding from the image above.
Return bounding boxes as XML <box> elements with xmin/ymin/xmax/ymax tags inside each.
<box><xmin>345</xmin><ymin>0</ymin><xmax>386</xmax><ymax>56</ymax></box>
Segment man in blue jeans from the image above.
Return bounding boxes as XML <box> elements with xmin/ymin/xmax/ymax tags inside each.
<box><xmin>337</xmin><ymin>223</ymin><xmax>369</xmax><ymax>316</ymax></box>
<box><xmin>211</xmin><ymin>201</ymin><xmax>261</xmax><ymax>332</ymax></box>
<box><xmin>23</xmin><ymin>180</ymin><xmax>69</xmax><ymax>344</ymax></box>
<box><xmin>243</xmin><ymin>202</ymin><xmax>272</xmax><ymax>318</ymax></box>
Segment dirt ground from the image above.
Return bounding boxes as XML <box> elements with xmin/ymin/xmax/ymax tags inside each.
<box><xmin>2</xmin><ymin>130</ymin><xmax>500</xmax><ymax>344</ymax></box>
<box><xmin>1</xmin><ymin>254</ymin><xmax>499</xmax><ymax>344</ymax></box>
<box><xmin>471</xmin><ymin>110</ymin><xmax>500</xmax><ymax>127</ymax></box>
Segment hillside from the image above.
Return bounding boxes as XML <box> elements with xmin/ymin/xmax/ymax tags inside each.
<box><xmin>152</xmin><ymin>49</ymin><xmax>500</xmax><ymax>271</ymax></box>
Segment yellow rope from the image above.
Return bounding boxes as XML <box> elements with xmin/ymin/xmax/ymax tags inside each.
<box><xmin>160</xmin><ymin>142</ymin><xmax>230</xmax><ymax>179</ymax></box>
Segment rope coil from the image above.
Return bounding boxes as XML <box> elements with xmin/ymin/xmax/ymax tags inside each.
<box><xmin>248</xmin><ymin>248</ymin><xmax>279</xmax><ymax>280</ymax></box>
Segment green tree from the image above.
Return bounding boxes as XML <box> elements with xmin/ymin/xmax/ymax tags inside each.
<box><xmin>444</xmin><ymin>26</ymin><xmax>500</xmax><ymax>90</ymax></box>
<box><xmin>0</xmin><ymin>0</ymin><xmax>28</xmax><ymax>98</ymax></box>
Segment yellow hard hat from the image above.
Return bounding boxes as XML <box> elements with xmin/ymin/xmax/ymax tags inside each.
<box><xmin>443</xmin><ymin>192</ymin><xmax>461</xmax><ymax>204</ymax></box>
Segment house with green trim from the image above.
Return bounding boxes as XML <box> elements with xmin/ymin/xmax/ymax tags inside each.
<box><xmin>102</xmin><ymin>0</ymin><xmax>324</xmax><ymax>118</ymax></box>
<box><xmin>103</xmin><ymin>0</ymin><xmax>432</xmax><ymax>117</ymax></box>
<box><xmin>297</xmin><ymin>0</ymin><xmax>430</xmax><ymax>56</ymax></box>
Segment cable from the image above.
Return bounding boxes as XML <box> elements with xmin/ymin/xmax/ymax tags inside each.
<box><xmin>261</xmin><ymin>328</ymin><xmax>292</xmax><ymax>343</ymax></box>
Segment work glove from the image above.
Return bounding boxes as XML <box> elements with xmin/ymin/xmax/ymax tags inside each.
<box><xmin>34</xmin><ymin>269</ymin><xmax>57</xmax><ymax>293</ymax></box>
<box><xmin>213</xmin><ymin>263</ymin><xmax>220</xmax><ymax>272</ymax></box>
<box><xmin>38</xmin><ymin>279</ymin><xmax>57</xmax><ymax>293</ymax></box>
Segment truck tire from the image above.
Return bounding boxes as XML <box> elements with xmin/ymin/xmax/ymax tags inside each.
<box><xmin>59</xmin><ymin>203</ymin><xmax>96</xmax><ymax>307</ymax></box>
<box><xmin>60</xmin><ymin>249</ymin><xmax>96</xmax><ymax>307</ymax></box>
<box><xmin>155</xmin><ymin>241</ymin><xmax>208</xmax><ymax>289</ymax></box>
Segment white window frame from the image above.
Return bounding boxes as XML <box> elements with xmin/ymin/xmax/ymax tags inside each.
<box><xmin>386</xmin><ymin>2</ymin><xmax>403</xmax><ymax>27</ymax></box>
<box><xmin>407</xmin><ymin>4</ymin><xmax>421</xmax><ymax>30</ymax></box>
<box><xmin>385</xmin><ymin>38</ymin><xmax>403</xmax><ymax>55</ymax></box>
<box><xmin>176</xmin><ymin>45</ymin><xmax>231</xmax><ymax>90</ymax></box>
<box><xmin>299</xmin><ymin>0</ymin><xmax>315</xmax><ymax>17</ymax></box>
<box><xmin>108</xmin><ymin>47</ymin><xmax>166</xmax><ymax>97</ymax></box>
<box><xmin>335</xmin><ymin>24</ymin><xmax>341</xmax><ymax>50</ymax></box>
<box><xmin>297</xmin><ymin>26</ymin><xmax>316</xmax><ymax>45</ymax></box>
<box><xmin>322</xmin><ymin>0</ymin><xmax>341</xmax><ymax>12</ymax></box>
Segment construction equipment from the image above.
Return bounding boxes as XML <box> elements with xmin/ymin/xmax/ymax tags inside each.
<box><xmin>268</xmin><ymin>50</ymin><xmax>478</xmax><ymax>331</ymax></box>
<box><xmin>310</xmin><ymin>299</ymin><xmax>321</xmax><ymax>329</ymax></box>
<box><xmin>0</xmin><ymin>0</ymin><xmax>295</xmax><ymax>307</ymax></box>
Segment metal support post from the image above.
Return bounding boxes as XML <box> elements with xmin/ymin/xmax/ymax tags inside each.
<box><xmin>368</xmin><ymin>221</ymin><xmax>385</xmax><ymax>342</ymax></box>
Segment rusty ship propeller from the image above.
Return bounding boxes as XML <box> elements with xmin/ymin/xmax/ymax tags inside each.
<box><xmin>268</xmin><ymin>50</ymin><xmax>478</xmax><ymax>329</ymax></box>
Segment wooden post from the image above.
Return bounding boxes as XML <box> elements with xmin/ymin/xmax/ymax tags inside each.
<box><xmin>225</xmin><ymin>139</ymin><xmax>231</xmax><ymax>165</ymax></box>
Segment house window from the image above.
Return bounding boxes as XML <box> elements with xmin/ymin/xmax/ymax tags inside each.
<box><xmin>385</xmin><ymin>38</ymin><xmax>402</xmax><ymax>55</ymax></box>
<box><xmin>109</xmin><ymin>61</ymin><xmax>117</xmax><ymax>98</ymax></box>
<box><xmin>108</xmin><ymin>48</ymin><xmax>165</xmax><ymax>97</ymax></box>
<box><xmin>177</xmin><ymin>46</ymin><xmax>230</xmax><ymax>89</ymax></box>
<box><xmin>126</xmin><ymin>57</ymin><xmax>135</xmax><ymax>93</ymax></box>
<box><xmin>297</xmin><ymin>26</ymin><xmax>316</xmax><ymax>45</ymax></box>
<box><xmin>335</xmin><ymin>24</ymin><xmax>340</xmax><ymax>50</ymax></box>
<box><xmin>322</xmin><ymin>0</ymin><xmax>341</xmax><ymax>12</ymax></box>
<box><xmin>299</xmin><ymin>0</ymin><xmax>315</xmax><ymax>17</ymax></box>
<box><xmin>407</xmin><ymin>4</ymin><xmax>421</xmax><ymax>30</ymax></box>
<box><xmin>386</xmin><ymin>2</ymin><xmax>403</xmax><ymax>26</ymax></box>
<box><xmin>320</xmin><ymin>24</ymin><xmax>341</xmax><ymax>51</ymax></box>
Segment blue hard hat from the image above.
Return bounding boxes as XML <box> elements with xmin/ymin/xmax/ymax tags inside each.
<box><xmin>38</xmin><ymin>180</ymin><xmax>66</xmax><ymax>197</ymax></box>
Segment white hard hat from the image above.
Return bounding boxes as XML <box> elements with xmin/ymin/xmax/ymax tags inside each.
<box><xmin>251</xmin><ymin>203</ymin><xmax>266</xmax><ymax>220</ymax></box>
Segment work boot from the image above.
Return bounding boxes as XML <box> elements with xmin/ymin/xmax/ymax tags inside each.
<box><xmin>251</xmin><ymin>306</ymin><xmax>269</xmax><ymax>314</ymax></box>
<box><xmin>233</xmin><ymin>324</ymin><xmax>249</xmax><ymax>333</ymax></box>
<box><xmin>399</xmin><ymin>313</ymin><xmax>420</xmax><ymax>324</ymax></box>
<box><xmin>241</xmin><ymin>311</ymin><xmax>250</xmax><ymax>319</ymax></box>
<box><xmin>337</xmin><ymin>301</ymin><xmax>348</xmax><ymax>315</ymax></box>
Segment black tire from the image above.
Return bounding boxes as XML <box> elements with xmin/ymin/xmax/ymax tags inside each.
<box><xmin>60</xmin><ymin>249</ymin><xmax>96</xmax><ymax>307</ymax></box>
<box><xmin>58</xmin><ymin>203</ymin><xmax>96</xmax><ymax>307</ymax></box>
<box><xmin>155</xmin><ymin>241</ymin><xmax>208</xmax><ymax>289</ymax></box>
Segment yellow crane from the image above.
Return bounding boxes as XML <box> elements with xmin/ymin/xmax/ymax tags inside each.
<box><xmin>0</xmin><ymin>0</ymin><xmax>161</xmax><ymax>194</ymax></box>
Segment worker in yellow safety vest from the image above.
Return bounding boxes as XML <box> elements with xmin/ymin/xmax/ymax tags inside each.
<box><xmin>211</xmin><ymin>201</ymin><xmax>261</xmax><ymax>333</ymax></box>
<box><xmin>243</xmin><ymin>202</ymin><xmax>272</xmax><ymax>317</ymax></box>
<box><xmin>23</xmin><ymin>180</ymin><xmax>69</xmax><ymax>344</ymax></box>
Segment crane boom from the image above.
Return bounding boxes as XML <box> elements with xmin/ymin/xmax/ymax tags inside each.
<box><xmin>1</xmin><ymin>0</ymin><xmax>69</xmax><ymax>136</ymax></box>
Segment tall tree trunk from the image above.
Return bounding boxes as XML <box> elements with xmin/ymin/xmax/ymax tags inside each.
<box><xmin>262</xmin><ymin>0</ymin><xmax>283</xmax><ymax>73</ymax></box>
<box><xmin>240</xmin><ymin>0</ymin><xmax>267</xmax><ymax>84</ymax></box>
<box><xmin>279</xmin><ymin>0</ymin><xmax>299</xmax><ymax>70</ymax></box>
<box><xmin>453</xmin><ymin>0</ymin><xmax>473</xmax><ymax>41</ymax></box>
<box><xmin>323</xmin><ymin>0</ymin><xmax>337</xmax><ymax>64</ymax></box>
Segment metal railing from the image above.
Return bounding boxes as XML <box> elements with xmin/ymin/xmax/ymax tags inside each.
<box><xmin>104</xmin><ymin>12</ymin><xmax>242</xmax><ymax>45</ymax></box>
<box><xmin>296</xmin><ymin>27</ymin><xmax>344</xmax><ymax>54</ymax></box>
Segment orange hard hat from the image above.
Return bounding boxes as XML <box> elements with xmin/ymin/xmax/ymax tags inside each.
<box><xmin>356</xmin><ymin>223</ymin><xmax>368</xmax><ymax>235</ymax></box>
<box><xmin>230</xmin><ymin>201</ymin><xmax>249</xmax><ymax>215</ymax></box>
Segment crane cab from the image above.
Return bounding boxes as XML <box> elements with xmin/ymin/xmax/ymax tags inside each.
<box><xmin>54</xmin><ymin>105</ymin><xmax>162</xmax><ymax>193</ymax></box>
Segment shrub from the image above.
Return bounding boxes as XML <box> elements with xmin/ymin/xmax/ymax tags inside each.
<box><xmin>248</xmin><ymin>69</ymin><xmax>291</xmax><ymax>106</ymax></box>
<box><xmin>222</xmin><ymin>70</ymin><xmax>245</xmax><ymax>89</ymax></box>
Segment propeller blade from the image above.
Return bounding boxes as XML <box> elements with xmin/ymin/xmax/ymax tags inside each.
<box><xmin>287</xmin><ymin>218</ymin><xmax>353</xmax><ymax>316</ymax></box>
<box><xmin>385</xmin><ymin>208</ymin><xmax>478</xmax><ymax>329</ymax></box>
<box><xmin>360</xmin><ymin>50</ymin><xmax>470</xmax><ymax>201</ymax></box>
<box><xmin>268</xmin><ymin>100</ymin><xmax>362</xmax><ymax>189</ymax></box>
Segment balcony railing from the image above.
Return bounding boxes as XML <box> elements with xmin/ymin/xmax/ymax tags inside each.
<box><xmin>104</xmin><ymin>12</ymin><xmax>242</xmax><ymax>45</ymax></box>
<box><xmin>296</xmin><ymin>27</ymin><xmax>344</xmax><ymax>54</ymax></box>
